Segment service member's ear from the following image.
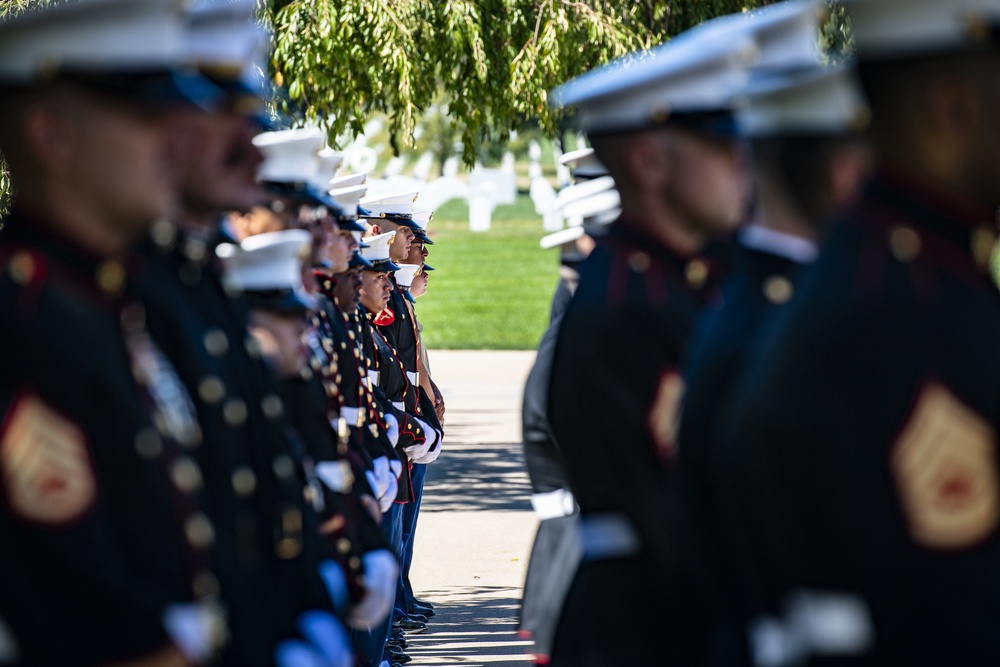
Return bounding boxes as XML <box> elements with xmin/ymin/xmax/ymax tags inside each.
<box><xmin>370</xmin><ymin>223</ymin><xmax>382</xmax><ymax>236</ymax></box>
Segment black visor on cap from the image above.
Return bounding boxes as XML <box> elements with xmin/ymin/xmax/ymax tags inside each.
<box><xmin>382</xmin><ymin>214</ymin><xmax>423</xmax><ymax>231</ymax></box>
<box><xmin>244</xmin><ymin>287</ymin><xmax>314</xmax><ymax>313</ymax></box>
<box><xmin>660</xmin><ymin>110</ymin><xmax>738</xmax><ymax>139</ymax></box>
<box><xmin>263</xmin><ymin>181</ymin><xmax>345</xmax><ymax>218</ymax></box>
<box><xmin>55</xmin><ymin>68</ymin><xmax>227</xmax><ymax>111</ymax></box>
<box><xmin>349</xmin><ymin>252</ymin><xmax>374</xmax><ymax>269</ymax></box>
<box><xmin>336</xmin><ymin>215</ymin><xmax>366</xmax><ymax>233</ymax></box>
<box><xmin>363</xmin><ymin>258</ymin><xmax>400</xmax><ymax>272</ymax></box>
<box><xmin>587</xmin><ymin>108</ymin><xmax>737</xmax><ymax>140</ymax></box>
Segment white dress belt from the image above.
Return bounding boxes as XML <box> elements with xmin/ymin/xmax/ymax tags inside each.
<box><xmin>530</xmin><ymin>489</ymin><xmax>577</xmax><ymax>520</ymax></box>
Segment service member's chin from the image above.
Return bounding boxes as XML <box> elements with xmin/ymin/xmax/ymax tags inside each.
<box><xmin>410</xmin><ymin>273</ymin><xmax>428</xmax><ymax>298</ymax></box>
<box><xmin>248</xmin><ymin>310</ymin><xmax>309</xmax><ymax>379</ymax></box>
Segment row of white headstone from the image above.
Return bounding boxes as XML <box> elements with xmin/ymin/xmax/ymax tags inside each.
<box><xmin>338</xmin><ymin>122</ymin><xmax>585</xmax><ymax>232</ymax></box>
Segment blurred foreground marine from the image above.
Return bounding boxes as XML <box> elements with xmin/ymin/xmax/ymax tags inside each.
<box><xmin>0</xmin><ymin>0</ymin><xmax>242</xmax><ymax>664</ymax></box>
<box><xmin>677</xmin><ymin>60</ymin><xmax>873</xmax><ymax>666</ymax></box>
<box><xmin>518</xmin><ymin>181</ymin><xmax>619</xmax><ymax>664</ymax></box>
<box><xmin>542</xmin><ymin>16</ymin><xmax>754</xmax><ymax>667</ymax></box>
<box><xmin>712</xmin><ymin>0</ymin><xmax>1000</xmax><ymax>664</ymax></box>
<box><xmin>0</xmin><ymin>0</ymin><xmax>353</xmax><ymax>665</ymax></box>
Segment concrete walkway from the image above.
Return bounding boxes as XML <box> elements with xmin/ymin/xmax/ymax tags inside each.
<box><xmin>404</xmin><ymin>350</ymin><xmax>541</xmax><ymax>666</ymax></box>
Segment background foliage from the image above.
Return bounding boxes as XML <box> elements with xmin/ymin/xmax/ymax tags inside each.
<box><xmin>264</xmin><ymin>0</ymin><xmax>772</xmax><ymax>162</ymax></box>
<box><xmin>0</xmin><ymin>0</ymin><xmax>854</xmax><ymax>215</ymax></box>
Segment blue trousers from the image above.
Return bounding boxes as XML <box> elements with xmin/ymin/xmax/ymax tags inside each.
<box><xmin>351</xmin><ymin>501</ymin><xmax>403</xmax><ymax>666</ymax></box>
<box><xmin>394</xmin><ymin>463</ymin><xmax>427</xmax><ymax>619</ymax></box>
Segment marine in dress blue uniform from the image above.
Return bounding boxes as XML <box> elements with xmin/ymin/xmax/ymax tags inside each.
<box><xmin>676</xmin><ymin>48</ymin><xmax>874</xmax><ymax>666</ymax></box>
<box><xmin>351</xmin><ymin>231</ymin><xmax>434</xmax><ymax>667</ymax></box>
<box><xmin>710</xmin><ymin>1</ymin><xmax>1000</xmax><ymax>664</ymax></box>
<box><xmin>362</xmin><ymin>194</ymin><xmax>443</xmax><ymax>643</ymax></box>
<box><xmin>518</xmin><ymin>181</ymin><xmax>619</xmax><ymax>664</ymax></box>
<box><xmin>132</xmin><ymin>64</ymin><xmax>358</xmax><ymax>665</ymax></box>
<box><xmin>0</xmin><ymin>1</ymin><xmax>254</xmax><ymax>663</ymax></box>
<box><xmin>542</xmin><ymin>17</ymin><xmax>760</xmax><ymax>667</ymax></box>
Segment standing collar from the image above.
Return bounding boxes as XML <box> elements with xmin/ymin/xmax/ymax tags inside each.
<box><xmin>853</xmin><ymin>170</ymin><xmax>999</xmax><ymax>280</ymax></box>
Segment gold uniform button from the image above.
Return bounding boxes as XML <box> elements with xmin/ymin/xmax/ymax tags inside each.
<box><xmin>272</xmin><ymin>455</ymin><xmax>295</xmax><ymax>479</ymax></box>
<box><xmin>685</xmin><ymin>259</ymin><xmax>709</xmax><ymax>289</ymax></box>
<box><xmin>889</xmin><ymin>226</ymin><xmax>922</xmax><ymax>263</ymax></box>
<box><xmin>627</xmin><ymin>252</ymin><xmax>651</xmax><ymax>273</ymax></box>
<box><xmin>223</xmin><ymin>398</ymin><xmax>248</xmax><ymax>426</ymax></box>
<box><xmin>231</xmin><ymin>466</ymin><xmax>257</xmax><ymax>497</ymax></box>
<box><xmin>337</xmin><ymin>538</ymin><xmax>352</xmax><ymax>555</ymax></box>
<box><xmin>185</xmin><ymin>512</ymin><xmax>216</xmax><ymax>549</ymax></box>
<box><xmin>96</xmin><ymin>260</ymin><xmax>126</xmax><ymax>296</ymax></box>
<box><xmin>203</xmin><ymin>328</ymin><xmax>229</xmax><ymax>357</ymax></box>
<box><xmin>276</xmin><ymin>538</ymin><xmax>302</xmax><ymax>559</ymax></box>
<box><xmin>170</xmin><ymin>457</ymin><xmax>203</xmax><ymax>494</ymax></box>
<box><xmin>762</xmin><ymin>275</ymin><xmax>794</xmax><ymax>305</ymax></box>
<box><xmin>198</xmin><ymin>376</ymin><xmax>226</xmax><ymax>404</ymax></box>
<box><xmin>7</xmin><ymin>252</ymin><xmax>36</xmax><ymax>286</ymax></box>
<box><xmin>261</xmin><ymin>393</ymin><xmax>284</xmax><ymax>420</ymax></box>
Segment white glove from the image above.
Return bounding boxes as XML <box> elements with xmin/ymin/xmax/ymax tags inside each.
<box><xmin>316</xmin><ymin>460</ymin><xmax>353</xmax><ymax>494</ymax></box>
<box><xmin>384</xmin><ymin>412</ymin><xmax>400</xmax><ymax>447</ymax></box>
<box><xmin>345</xmin><ymin>549</ymin><xmax>400</xmax><ymax>631</ymax></box>
<box><xmin>388</xmin><ymin>458</ymin><xmax>403</xmax><ymax>478</ymax></box>
<box><xmin>162</xmin><ymin>602</ymin><xmax>226</xmax><ymax>665</ymax></box>
<box><xmin>378</xmin><ymin>472</ymin><xmax>398</xmax><ymax>513</ymax></box>
<box><xmin>412</xmin><ymin>430</ymin><xmax>444</xmax><ymax>464</ymax></box>
<box><xmin>297</xmin><ymin>611</ymin><xmax>353</xmax><ymax>667</ymax></box>
<box><xmin>365</xmin><ymin>456</ymin><xmax>390</xmax><ymax>500</ymax></box>
<box><xmin>403</xmin><ymin>417</ymin><xmax>437</xmax><ymax>460</ymax></box>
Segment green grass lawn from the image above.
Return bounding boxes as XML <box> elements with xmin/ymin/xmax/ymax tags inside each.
<box><xmin>413</xmin><ymin>194</ymin><xmax>559</xmax><ymax>350</ymax></box>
